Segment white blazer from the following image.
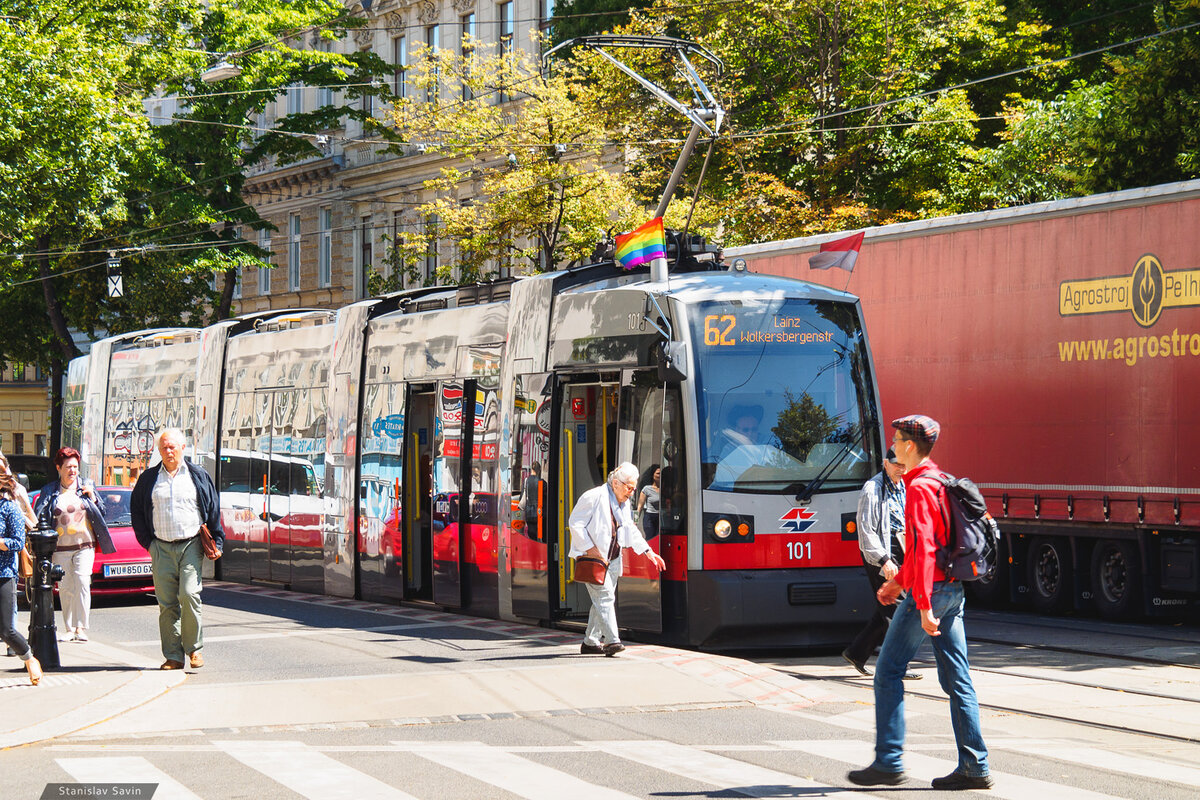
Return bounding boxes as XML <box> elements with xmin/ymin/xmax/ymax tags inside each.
<box><xmin>567</xmin><ymin>482</ymin><xmax>652</xmax><ymax>559</ymax></box>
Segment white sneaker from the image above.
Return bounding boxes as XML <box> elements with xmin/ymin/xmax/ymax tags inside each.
<box><xmin>75</xmin><ymin>630</ymin><xmax>88</xmax><ymax>642</ymax></box>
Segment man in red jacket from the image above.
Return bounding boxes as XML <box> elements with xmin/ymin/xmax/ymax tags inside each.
<box><xmin>848</xmin><ymin>415</ymin><xmax>992</xmax><ymax>791</ymax></box>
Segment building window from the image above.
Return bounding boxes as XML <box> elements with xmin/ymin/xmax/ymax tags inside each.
<box><xmin>35</xmin><ymin>434</ymin><xmax>46</xmax><ymax>457</ymax></box>
<box><xmin>258</xmin><ymin>230</ymin><xmax>272</xmax><ymax>295</ymax></box>
<box><xmin>360</xmin><ymin>215</ymin><xmax>373</xmax><ymax>298</ymax></box>
<box><xmin>361</xmin><ymin>70</ymin><xmax>373</xmax><ymax>119</ymax></box>
<box><xmin>318</xmin><ymin>207</ymin><xmax>333</xmax><ymax>288</ymax></box>
<box><xmin>232</xmin><ymin>226</ymin><xmax>243</xmax><ymax>300</ymax></box>
<box><xmin>12</xmin><ymin>363</ymin><xmax>25</xmax><ymax>381</ymax></box>
<box><xmin>393</xmin><ymin>36</ymin><xmax>407</xmax><ymax>100</ymax></box>
<box><xmin>461</xmin><ymin>13</ymin><xmax>475</xmax><ymax>101</ymax></box>
<box><xmin>498</xmin><ymin>2</ymin><xmax>514</xmax><ymax>102</ymax></box>
<box><xmin>540</xmin><ymin>0</ymin><xmax>555</xmax><ymax>36</ymax></box>
<box><xmin>289</xmin><ymin>214</ymin><xmax>302</xmax><ymax>291</ymax></box>
<box><xmin>318</xmin><ymin>42</ymin><xmax>334</xmax><ymax>108</ymax></box>
<box><xmin>288</xmin><ymin>83</ymin><xmax>304</xmax><ymax>116</ymax></box>
<box><xmin>424</xmin><ymin>214</ymin><xmax>439</xmax><ymax>285</ymax></box>
<box><xmin>12</xmin><ymin>433</ymin><xmax>23</xmax><ymax>455</ymax></box>
<box><xmin>425</xmin><ymin>24</ymin><xmax>440</xmax><ymax>102</ymax></box>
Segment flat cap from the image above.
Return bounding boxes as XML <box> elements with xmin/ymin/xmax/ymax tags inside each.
<box><xmin>892</xmin><ymin>414</ymin><xmax>940</xmax><ymax>445</ymax></box>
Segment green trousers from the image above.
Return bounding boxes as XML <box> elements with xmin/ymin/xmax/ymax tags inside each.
<box><xmin>150</xmin><ymin>536</ymin><xmax>204</xmax><ymax>663</ymax></box>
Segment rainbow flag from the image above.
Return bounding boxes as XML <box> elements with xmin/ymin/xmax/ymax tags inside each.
<box><xmin>614</xmin><ymin>217</ymin><xmax>666</xmax><ymax>269</ymax></box>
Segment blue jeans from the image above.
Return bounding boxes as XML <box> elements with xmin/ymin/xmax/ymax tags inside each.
<box><xmin>872</xmin><ymin>580</ymin><xmax>989</xmax><ymax>777</ymax></box>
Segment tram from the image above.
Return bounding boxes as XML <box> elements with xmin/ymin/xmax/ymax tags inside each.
<box><xmin>64</xmin><ymin>235</ymin><xmax>882</xmax><ymax>649</ymax></box>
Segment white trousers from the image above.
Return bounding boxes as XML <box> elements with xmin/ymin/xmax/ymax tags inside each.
<box><xmin>583</xmin><ymin>552</ymin><xmax>622</xmax><ymax>646</ymax></box>
<box><xmin>53</xmin><ymin>548</ymin><xmax>95</xmax><ymax>632</ymax></box>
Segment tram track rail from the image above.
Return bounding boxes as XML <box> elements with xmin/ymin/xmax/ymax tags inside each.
<box><xmin>754</xmin><ymin>610</ymin><xmax>1200</xmax><ymax>744</ymax></box>
<box><xmin>769</xmin><ymin>664</ymin><xmax>1200</xmax><ymax>745</ymax></box>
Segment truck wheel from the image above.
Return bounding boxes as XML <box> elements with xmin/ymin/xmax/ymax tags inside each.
<box><xmin>1091</xmin><ymin>540</ymin><xmax>1141</xmax><ymax>620</ymax></box>
<box><xmin>967</xmin><ymin>537</ymin><xmax>1008</xmax><ymax>606</ymax></box>
<box><xmin>1027</xmin><ymin>537</ymin><xmax>1071</xmax><ymax>613</ymax></box>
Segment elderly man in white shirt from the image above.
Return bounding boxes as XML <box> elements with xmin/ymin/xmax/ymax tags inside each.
<box><xmin>569</xmin><ymin>462</ymin><xmax>667</xmax><ymax>656</ymax></box>
<box><xmin>131</xmin><ymin>428</ymin><xmax>224</xmax><ymax>670</ymax></box>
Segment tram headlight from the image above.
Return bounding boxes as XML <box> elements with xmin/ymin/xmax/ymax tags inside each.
<box><xmin>713</xmin><ymin>519</ymin><xmax>732</xmax><ymax>540</ymax></box>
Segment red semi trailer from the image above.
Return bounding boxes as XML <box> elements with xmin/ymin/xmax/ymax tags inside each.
<box><xmin>730</xmin><ymin>180</ymin><xmax>1200</xmax><ymax>620</ymax></box>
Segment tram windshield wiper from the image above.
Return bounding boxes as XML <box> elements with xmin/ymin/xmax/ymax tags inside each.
<box><xmin>791</xmin><ymin>425</ymin><xmax>863</xmax><ymax>503</ymax></box>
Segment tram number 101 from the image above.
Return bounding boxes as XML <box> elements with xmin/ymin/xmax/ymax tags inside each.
<box><xmin>785</xmin><ymin>540</ymin><xmax>812</xmax><ymax>561</ymax></box>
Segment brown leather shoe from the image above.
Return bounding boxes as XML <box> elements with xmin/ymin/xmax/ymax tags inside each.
<box><xmin>189</xmin><ymin>651</ymin><xmax>204</xmax><ymax>669</ymax></box>
<box><xmin>160</xmin><ymin>659</ymin><xmax>185</xmax><ymax>670</ymax></box>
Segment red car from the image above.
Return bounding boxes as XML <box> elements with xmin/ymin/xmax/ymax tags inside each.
<box><xmin>20</xmin><ymin>486</ymin><xmax>154</xmax><ymax>607</ymax></box>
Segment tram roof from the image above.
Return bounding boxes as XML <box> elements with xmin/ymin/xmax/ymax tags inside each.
<box><xmin>548</xmin><ymin>263</ymin><xmax>861</xmax><ymax>306</ymax></box>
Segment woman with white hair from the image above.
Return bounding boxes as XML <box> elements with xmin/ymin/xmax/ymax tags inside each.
<box><xmin>568</xmin><ymin>462</ymin><xmax>666</xmax><ymax>656</ymax></box>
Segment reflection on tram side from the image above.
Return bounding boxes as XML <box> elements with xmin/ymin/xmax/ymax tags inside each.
<box><xmin>67</xmin><ymin>234</ymin><xmax>883</xmax><ymax>649</ymax></box>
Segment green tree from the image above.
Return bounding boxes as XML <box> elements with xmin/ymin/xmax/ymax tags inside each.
<box><xmin>1076</xmin><ymin>3</ymin><xmax>1200</xmax><ymax>192</ymax></box>
<box><xmin>772</xmin><ymin>390</ymin><xmax>839</xmax><ymax>462</ymax></box>
<box><xmin>0</xmin><ymin>0</ymin><xmax>397</xmax><ymax>376</ymax></box>
<box><xmin>552</xmin><ymin>0</ymin><xmax>653</xmax><ymax>43</ymax></box>
<box><xmin>384</xmin><ymin>39</ymin><xmax>648</xmax><ymax>279</ymax></box>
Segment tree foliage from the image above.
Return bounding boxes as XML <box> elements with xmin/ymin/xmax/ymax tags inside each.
<box><xmin>384</xmin><ymin>39</ymin><xmax>648</xmax><ymax>280</ymax></box>
<box><xmin>0</xmin><ymin>0</ymin><xmax>392</xmax><ymax>371</ymax></box>
<box><xmin>4</xmin><ymin>0</ymin><xmax>1200</xmax><ymax>375</ymax></box>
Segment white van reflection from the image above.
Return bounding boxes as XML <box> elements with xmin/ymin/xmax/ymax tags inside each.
<box><xmin>216</xmin><ymin>450</ymin><xmax>324</xmax><ymax>551</ymax></box>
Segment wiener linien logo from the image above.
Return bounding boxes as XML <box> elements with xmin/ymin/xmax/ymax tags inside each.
<box><xmin>1059</xmin><ymin>254</ymin><xmax>1200</xmax><ymax>327</ymax></box>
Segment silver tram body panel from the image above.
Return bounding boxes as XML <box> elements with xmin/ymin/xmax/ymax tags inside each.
<box><xmin>67</xmin><ymin>257</ymin><xmax>881</xmax><ymax>649</ymax></box>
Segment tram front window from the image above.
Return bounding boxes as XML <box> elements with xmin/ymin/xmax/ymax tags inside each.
<box><xmin>690</xmin><ymin>297</ymin><xmax>878</xmax><ymax>493</ymax></box>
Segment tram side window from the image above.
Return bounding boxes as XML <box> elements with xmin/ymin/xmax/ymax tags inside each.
<box><xmin>511</xmin><ymin>375</ymin><xmax>550</xmax><ymax>536</ymax></box>
<box><xmin>220</xmin><ymin>454</ymin><xmax>250</xmax><ymax>492</ymax></box>
<box><xmin>617</xmin><ymin>376</ymin><xmax>687</xmax><ymax>538</ymax></box>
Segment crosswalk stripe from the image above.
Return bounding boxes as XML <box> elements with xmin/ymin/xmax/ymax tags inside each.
<box><xmin>999</xmin><ymin>743</ymin><xmax>1200</xmax><ymax>788</ymax></box>
<box><xmin>212</xmin><ymin>740</ymin><xmax>418</xmax><ymax>800</ymax></box>
<box><xmin>591</xmin><ymin>739</ymin><xmax>887</xmax><ymax>798</ymax></box>
<box><xmin>774</xmin><ymin>739</ymin><xmax>1127</xmax><ymax>800</ymax></box>
<box><xmin>395</xmin><ymin>740</ymin><xmax>640</xmax><ymax>799</ymax></box>
<box><xmin>56</xmin><ymin>757</ymin><xmax>203</xmax><ymax>800</ymax></box>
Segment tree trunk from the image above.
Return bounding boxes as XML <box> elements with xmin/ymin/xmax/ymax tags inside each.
<box><xmin>49</xmin><ymin>357</ymin><xmax>63</xmax><ymax>455</ymax></box>
<box><xmin>36</xmin><ymin>234</ymin><xmax>82</xmax><ymax>362</ymax></box>
<box><xmin>214</xmin><ymin>267</ymin><xmax>237</xmax><ymax>322</ymax></box>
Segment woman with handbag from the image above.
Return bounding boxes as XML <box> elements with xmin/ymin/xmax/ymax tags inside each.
<box><xmin>33</xmin><ymin>448</ymin><xmax>116</xmax><ymax>643</ymax></box>
<box><xmin>0</xmin><ymin>466</ymin><xmax>42</xmax><ymax>684</ymax></box>
<box><xmin>568</xmin><ymin>462</ymin><xmax>666</xmax><ymax>657</ymax></box>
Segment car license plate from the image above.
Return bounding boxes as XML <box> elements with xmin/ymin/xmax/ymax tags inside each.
<box><xmin>103</xmin><ymin>563</ymin><xmax>153</xmax><ymax>578</ymax></box>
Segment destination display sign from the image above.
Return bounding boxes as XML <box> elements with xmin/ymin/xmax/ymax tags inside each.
<box><xmin>698</xmin><ymin>312</ymin><xmax>836</xmax><ymax>347</ymax></box>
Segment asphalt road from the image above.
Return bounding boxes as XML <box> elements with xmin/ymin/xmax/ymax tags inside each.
<box><xmin>3</xmin><ymin>586</ymin><xmax>1198</xmax><ymax>800</ymax></box>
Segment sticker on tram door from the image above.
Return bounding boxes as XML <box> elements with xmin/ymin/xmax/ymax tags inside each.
<box><xmin>779</xmin><ymin>507</ymin><xmax>817</xmax><ymax>532</ymax></box>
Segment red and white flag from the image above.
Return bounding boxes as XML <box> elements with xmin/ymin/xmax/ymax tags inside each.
<box><xmin>809</xmin><ymin>231</ymin><xmax>864</xmax><ymax>272</ymax></box>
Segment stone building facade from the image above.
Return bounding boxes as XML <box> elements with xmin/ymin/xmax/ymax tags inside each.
<box><xmin>0</xmin><ymin>362</ymin><xmax>50</xmax><ymax>458</ymax></box>
<box><xmin>233</xmin><ymin>0</ymin><xmax>556</xmax><ymax>314</ymax></box>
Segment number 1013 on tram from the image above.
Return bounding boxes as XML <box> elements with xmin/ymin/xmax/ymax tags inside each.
<box><xmin>65</xmin><ymin>232</ymin><xmax>881</xmax><ymax>649</ymax></box>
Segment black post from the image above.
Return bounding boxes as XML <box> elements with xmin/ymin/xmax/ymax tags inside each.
<box><xmin>27</xmin><ymin>526</ymin><xmax>63</xmax><ymax>669</ymax></box>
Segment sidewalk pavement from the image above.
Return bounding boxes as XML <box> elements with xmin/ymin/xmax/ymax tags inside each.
<box><xmin>1</xmin><ymin>637</ymin><xmax>186</xmax><ymax>749</ymax></box>
<box><xmin>0</xmin><ymin>627</ymin><xmax>836</xmax><ymax>749</ymax></box>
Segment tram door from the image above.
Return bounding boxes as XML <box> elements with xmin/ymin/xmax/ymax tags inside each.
<box><xmin>555</xmin><ymin>378</ymin><xmax>621</xmax><ymax>620</ymax></box>
<box><xmin>431</xmin><ymin>380</ymin><xmax>470</xmax><ymax>608</ymax></box>
<box><xmin>510</xmin><ymin>373</ymin><xmax>555</xmax><ymax>620</ymax></box>
<box><xmin>614</xmin><ymin>370</ymin><xmax>671</xmax><ymax>634</ymax></box>
<box><xmin>401</xmin><ymin>390</ymin><xmax>435</xmax><ymax>601</ymax></box>
<box><xmin>250</xmin><ymin>388</ymin><xmax>294</xmax><ymax>585</ymax></box>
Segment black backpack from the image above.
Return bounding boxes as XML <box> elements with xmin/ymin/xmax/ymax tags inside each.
<box><xmin>929</xmin><ymin>472</ymin><xmax>1000</xmax><ymax>581</ymax></box>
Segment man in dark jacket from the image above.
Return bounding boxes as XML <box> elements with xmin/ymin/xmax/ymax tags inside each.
<box><xmin>131</xmin><ymin>428</ymin><xmax>223</xmax><ymax>670</ymax></box>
